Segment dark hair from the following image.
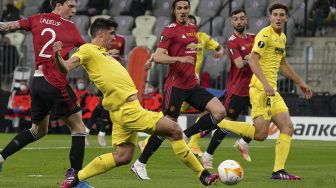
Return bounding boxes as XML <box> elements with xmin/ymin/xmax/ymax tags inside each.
<box><xmin>90</xmin><ymin>18</ymin><xmax>116</xmax><ymax>38</ymax></box>
<box><xmin>231</xmin><ymin>9</ymin><xmax>246</xmax><ymax>17</ymax></box>
<box><xmin>188</xmin><ymin>15</ymin><xmax>197</xmax><ymax>24</ymax></box>
<box><xmin>269</xmin><ymin>3</ymin><xmax>288</xmax><ymax>15</ymax></box>
<box><xmin>170</xmin><ymin>0</ymin><xmax>190</xmax><ymax>22</ymax></box>
<box><xmin>50</xmin><ymin>0</ymin><xmax>68</xmax><ymax>10</ymax></box>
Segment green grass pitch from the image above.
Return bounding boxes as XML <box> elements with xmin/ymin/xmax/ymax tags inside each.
<box><xmin>0</xmin><ymin>134</ymin><xmax>335</xmax><ymax>188</ymax></box>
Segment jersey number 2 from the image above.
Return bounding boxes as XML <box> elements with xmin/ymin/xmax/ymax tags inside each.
<box><xmin>39</xmin><ymin>28</ymin><xmax>56</xmax><ymax>58</ymax></box>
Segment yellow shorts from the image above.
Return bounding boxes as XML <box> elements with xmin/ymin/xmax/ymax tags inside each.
<box><xmin>109</xmin><ymin>100</ymin><xmax>163</xmax><ymax>147</ymax></box>
<box><xmin>249</xmin><ymin>87</ymin><xmax>288</xmax><ymax>120</ymax></box>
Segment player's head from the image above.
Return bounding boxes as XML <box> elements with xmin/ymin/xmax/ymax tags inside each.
<box><xmin>51</xmin><ymin>0</ymin><xmax>77</xmax><ymax>20</ymax></box>
<box><xmin>171</xmin><ymin>0</ymin><xmax>190</xmax><ymax>25</ymax></box>
<box><xmin>268</xmin><ymin>3</ymin><xmax>288</xmax><ymax>31</ymax></box>
<box><xmin>188</xmin><ymin>15</ymin><xmax>197</xmax><ymax>25</ymax></box>
<box><xmin>90</xmin><ymin>18</ymin><xmax>116</xmax><ymax>48</ymax></box>
<box><xmin>230</xmin><ymin>9</ymin><xmax>247</xmax><ymax>34</ymax></box>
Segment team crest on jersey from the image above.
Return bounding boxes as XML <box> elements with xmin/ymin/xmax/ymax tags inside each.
<box><xmin>228</xmin><ymin>108</ymin><xmax>235</xmax><ymax>114</ymax></box>
<box><xmin>258</xmin><ymin>41</ymin><xmax>265</xmax><ymax>48</ymax></box>
<box><xmin>169</xmin><ymin>105</ymin><xmax>175</xmax><ymax>112</ymax></box>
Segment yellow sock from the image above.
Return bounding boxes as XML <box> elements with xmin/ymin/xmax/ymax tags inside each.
<box><xmin>78</xmin><ymin>153</ymin><xmax>116</xmax><ymax>181</ymax></box>
<box><xmin>273</xmin><ymin>133</ymin><xmax>291</xmax><ymax>172</ymax></box>
<box><xmin>188</xmin><ymin>116</ymin><xmax>201</xmax><ymax>147</ymax></box>
<box><xmin>217</xmin><ymin>119</ymin><xmax>255</xmax><ymax>139</ymax></box>
<box><xmin>171</xmin><ymin>139</ymin><xmax>204</xmax><ymax>177</ymax></box>
<box><xmin>188</xmin><ymin>134</ymin><xmax>201</xmax><ymax>147</ymax></box>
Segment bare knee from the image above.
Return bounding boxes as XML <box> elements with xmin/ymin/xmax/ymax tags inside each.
<box><xmin>213</xmin><ymin>108</ymin><xmax>226</xmax><ymax>121</ymax></box>
<box><xmin>170</xmin><ymin>124</ymin><xmax>183</xmax><ymax>141</ymax></box>
<box><xmin>114</xmin><ymin>152</ymin><xmax>133</xmax><ymax>166</ymax></box>
<box><xmin>31</xmin><ymin>124</ymin><xmax>48</xmax><ymax>139</ymax></box>
<box><xmin>254</xmin><ymin>131</ymin><xmax>268</xmax><ymax>141</ymax></box>
<box><xmin>279</xmin><ymin>123</ymin><xmax>294</xmax><ymax>136</ymax></box>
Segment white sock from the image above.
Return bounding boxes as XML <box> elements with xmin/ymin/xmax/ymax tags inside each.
<box><xmin>85</xmin><ymin>127</ymin><xmax>90</xmax><ymax>134</ymax></box>
<box><xmin>239</xmin><ymin>138</ymin><xmax>248</xmax><ymax>146</ymax></box>
<box><xmin>98</xmin><ymin>131</ymin><xmax>106</xmax><ymax>136</ymax></box>
<box><xmin>203</xmin><ymin>152</ymin><xmax>213</xmax><ymax>159</ymax></box>
<box><xmin>135</xmin><ymin>159</ymin><xmax>146</xmax><ymax>166</ymax></box>
<box><xmin>0</xmin><ymin>154</ymin><xmax>4</xmax><ymax>163</ymax></box>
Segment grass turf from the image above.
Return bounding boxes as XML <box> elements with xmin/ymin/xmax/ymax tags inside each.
<box><xmin>0</xmin><ymin>134</ymin><xmax>335</xmax><ymax>188</ymax></box>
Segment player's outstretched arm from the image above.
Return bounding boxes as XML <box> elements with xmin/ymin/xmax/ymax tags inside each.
<box><xmin>53</xmin><ymin>41</ymin><xmax>80</xmax><ymax>72</ymax></box>
<box><xmin>0</xmin><ymin>21</ymin><xmax>20</xmax><ymax>32</ymax></box>
<box><xmin>153</xmin><ymin>48</ymin><xmax>194</xmax><ymax>65</ymax></box>
<box><xmin>279</xmin><ymin>57</ymin><xmax>313</xmax><ymax>99</ymax></box>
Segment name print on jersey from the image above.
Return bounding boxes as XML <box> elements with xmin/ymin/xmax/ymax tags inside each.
<box><xmin>40</xmin><ymin>18</ymin><xmax>61</xmax><ymax>26</ymax></box>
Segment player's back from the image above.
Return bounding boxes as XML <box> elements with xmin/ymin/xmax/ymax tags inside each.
<box><xmin>18</xmin><ymin>13</ymin><xmax>85</xmax><ymax>89</ymax></box>
<box><xmin>19</xmin><ymin>13</ymin><xmax>84</xmax><ymax>65</ymax></box>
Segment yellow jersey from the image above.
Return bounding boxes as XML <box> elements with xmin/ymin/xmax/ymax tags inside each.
<box><xmin>195</xmin><ymin>32</ymin><xmax>220</xmax><ymax>75</ymax></box>
<box><xmin>250</xmin><ymin>25</ymin><xmax>286</xmax><ymax>90</ymax></box>
<box><xmin>72</xmin><ymin>44</ymin><xmax>137</xmax><ymax>111</ymax></box>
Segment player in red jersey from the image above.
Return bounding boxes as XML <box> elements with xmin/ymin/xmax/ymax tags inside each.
<box><xmin>201</xmin><ymin>9</ymin><xmax>256</xmax><ymax>169</ymax></box>
<box><xmin>131</xmin><ymin>0</ymin><xmax>225</xmax><ymax>181</ymax></box>
<box><xmin>0</xmin><ymin>0</ymin><xmax>88</xmax><ymax>186</ymax></box>
<box><xmin>107</xmin><ymin>20</ymin><xmax>125</xmax><ymax>66</ymax></box>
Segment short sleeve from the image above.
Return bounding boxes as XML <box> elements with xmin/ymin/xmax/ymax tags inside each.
<box><xmin>72</xmin><ymin>45</ymin><xmax>88</xmax><ymax>65</ymax></box>
<box><xmin>252</xmin><ymin>29</ymin><xmax>269</xmax><ymax>56</ymax></box>
<box><xmin>227</xmin><ymin>39</ymin><xmax>241</xmax><ymax>62</ymax></box>
<box><xmin>18</xmin><ymin>15</ymin><xmax>37</xmax><ymax>31</ymax></box>
<box><xmin>157</xmin><ymin>27</ymin><xmax>174</xmax><ymax>49</ymax></box>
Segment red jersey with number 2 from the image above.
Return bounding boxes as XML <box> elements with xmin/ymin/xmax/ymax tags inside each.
<box><xmin>19</xmin><ymin>13</ymin><xmax>85</xmax><ymax>89</ymax></box>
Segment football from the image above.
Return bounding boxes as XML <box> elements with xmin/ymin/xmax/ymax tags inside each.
<box><xmin>217</xmin><ymin>160</ymin><xmax>244</xmax><ymax>185</ymax></box>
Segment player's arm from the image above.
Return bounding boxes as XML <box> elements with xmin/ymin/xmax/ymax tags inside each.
<box><xmin>227</xmin><ymin>40</ymin><xmax>248</xmax><ymax>69</ymax></box>
<box><xmin>153</xmin><ymin>48</ymin><xmax>194</xmax><ymax>64</ymax></box>
<box><xmin>53</xmin><ymin>41</ymin><xmax>80</xmax><ymax>72</ymax></box>
<box><xmin>248</xmin><ymin>51</ymin><xmax>274</xmax><ymax>95</ymax></box>
<box><xmin>279</xmin><ymin>57</ymin><xmax>312</xmax><ymax>99</ymax></box>
<box><xmin>0</xmin><ymin>21</ymin><xmax>20</xmax><ymax>32</ymax></box>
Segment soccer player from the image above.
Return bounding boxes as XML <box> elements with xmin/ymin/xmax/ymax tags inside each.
<box><xmin>0</xmin><ymin>0</ymin><xmax>87</xmax><ymax>184</ymax></box>
<box><xmin>217</xmin><ymin>3</ymin><xmax>313</xmax><ymax>180</ymax></box>
<box><xmin>107</xmin><ymin>20</ymin><xmax>125</xmax><ymax>66</ymax></box>
<box><xmin>200</xmin><ymin>9</ymin><xmax>255</xmax><ymax>168</ymax></box>
<box><xmin>131</xmin><ymin>0</ymin><xmax>226</xmax><ymax>180</ymax></box>
<box><xmin>54</xmin><ymin>18</ymin><xmax>218</xmax><ymax>187</ymax></box>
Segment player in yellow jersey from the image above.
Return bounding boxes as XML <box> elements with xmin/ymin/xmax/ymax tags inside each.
<box><xmin>217</xmin><ymin>3</ymin><xmax>312</xmax><ymax>180</ymax></box>
<box><xmin>53</xmin><ymin>18</ymin><xmax>218</xmax><ymax>187</ymax></box>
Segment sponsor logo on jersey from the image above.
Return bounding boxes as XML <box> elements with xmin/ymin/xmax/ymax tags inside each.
<box><xmin>186</xmin><ymin>43</ymin><xmax>197</xmax><ymax>50</ymax></box>
<box><xmin>258</xmin><ymin>41</ymin><xmax>265</xmax><ymax>48</ymax></box>
<box><xmin>274</xmin><ymin>47</ymin><xmax>285</xmax><ymax>54</ymax></box>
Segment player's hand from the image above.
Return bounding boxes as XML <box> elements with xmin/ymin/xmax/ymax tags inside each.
<box><xmin>144</xmin><ymin>55</ymin><xmax>154</xmax><ymax>70</ymax></box>
<box><xmin>52</xmin><ymin>41</ymin><xmax>63</xmax><ymax>53</ymax></box>
<box><xmin>178</xmin><ymin>56</ymin><xmax>195</xmax><ymax>64</ymax></box>
<box><xmin>298</xmin><ymin>82</ymin><xmax>313</xmax><ymax>100</ymax></box>
<box><xmin>263</xmin><ymin>83</ymin><xmax>275</xmax><ymax>96</ymax></box>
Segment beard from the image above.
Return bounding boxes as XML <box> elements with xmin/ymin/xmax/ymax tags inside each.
<box><xmin>234</xmin><ymin>26</ymin><xmax>245</xmax><ymax>34</ymax></box>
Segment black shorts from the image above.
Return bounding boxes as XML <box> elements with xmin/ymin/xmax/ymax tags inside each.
<box><xmin>223</xmin><ymin>91</ymin><xmax>250</xmax><ymax>120</ymax></box>
<box><xmin>30</xmin><ymin>76</ymin><xmax>81</xmax><ymax>123</ymax></box>
<box><xmin>162</xmin><ymin>85</ymin><xmax>214</xmax><ymax>118</ymax></box>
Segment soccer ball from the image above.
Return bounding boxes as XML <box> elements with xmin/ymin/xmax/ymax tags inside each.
<box><xmin>217</xmin><ymin>160</ymin><xmax>244</xmax><ymax>185</ymax></box>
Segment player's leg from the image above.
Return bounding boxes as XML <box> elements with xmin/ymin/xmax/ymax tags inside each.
<box><xmin>132</xmin><ymin>86</ymin><xmax>185</xmax><ymax>176</ymax></box>
<box><xmin>97</xmin><ymin>108</ymin><xmax>110</xmax><ymax>146</ymax></box>
<box><xmin>0</xmin><ymin>76</ymin><xmax>51</xmax><ymax>173</ymax></box>
<box><xmin>59</xmin><ymin>85</ymin><xmax>87</xmax><ymax>174</ymax></box>
<box><xmin>188</xmin><ymin>113</ymin><xmax>207</xmax><ymax>157</ymax></box>
<box><xmin>270</xmin><ymin>93</ymin><xmax>300</xmax><ymax>180</ymax></box>
<box><xmin>183</xmin><ymin>87</ymin><xmax>226</xmax><ymax>138</ymax></box>
<box><xmin>154</xmin><ymin>117</ymin><xmax>218</xmax><ymax>185</ymax></box>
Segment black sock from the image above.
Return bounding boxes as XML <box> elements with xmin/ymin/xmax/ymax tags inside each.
<box><xmin>70</xmin><ymin>134</ymin><xmax>86</xmax><ymax>171</ymax></box>
<box><xmin>206</xmin><ymin>128</ymin><xmax>227</xmax><ymax>155</ymax></box>
<box><xmin>0</xmin><ymin>129</ymin><xmax>36</xmax><ymax>160</ymax></box>
<box><xmin>183</xmin><ymin>113</ymin><xmax>218</xmax><ymax>138</ymax></box>
<box><xmin>242</xmin><ymin>137</ymin><xmax>252</xmax><ymax>144</ymax></box>
<box><xmin>138</xmin><ymin>135</ymin><xmax>164</xmax><ymax>164</ymax></box>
